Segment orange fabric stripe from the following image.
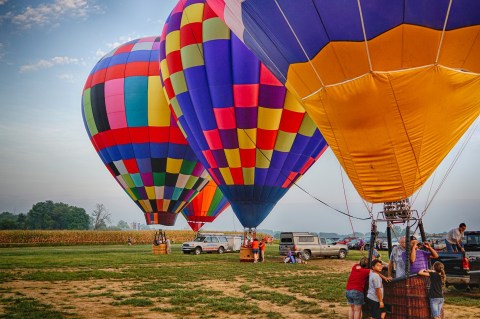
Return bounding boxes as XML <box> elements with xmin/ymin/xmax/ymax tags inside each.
<box><xmin>287</xmin><ymin>25</ymin><xmax>480</xmax><ymax>98</ymax></box>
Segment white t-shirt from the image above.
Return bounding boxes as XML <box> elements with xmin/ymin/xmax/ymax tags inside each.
<box><xmin>446</xmin><ymin>228</ymin><xmax>463</xmax><ymax>244</ymax></box>
<box><xmin>367</xmin><ymin>272</ymin><xmax>383</xmax><ymax>302</ymax></box>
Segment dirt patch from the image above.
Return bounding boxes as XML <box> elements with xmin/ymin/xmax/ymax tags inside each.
<box><xmin>2</xmin><ymin>260</ymin><xmax>479</xmax><ymax>319</ymax></box>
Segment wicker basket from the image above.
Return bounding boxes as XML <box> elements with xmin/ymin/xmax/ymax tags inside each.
<box><xmin>383</xmin><ymin>276</ymin><xmax>431</xmax><ymax>319</ymax></box>
<box><xmin>239</xmin><ymin>246</ymin><xmax>255</xmax><ymax>262</ymax></box>
<box><xmin>152</xmin><ymin>243</ymin><xmax>167</xmax><ymax>255</ymax></box>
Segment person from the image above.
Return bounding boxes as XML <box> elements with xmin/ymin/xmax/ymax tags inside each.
<box><xmin>166</xmin><ymin>237</ymin><xmax>171</xmax><ymax>254</ymax></box>
<box><xmin>371</xmin><ymin>247</ymin><xmax>389</xmax><ymax>267</ymax></box>
<box><xmin>359</xmin><ymin>238</ymin><xmax>365</xmax><ymax>253</ymax></box>
<box><xmin>284</xmin><ymin>247</ymin><xmax>296</xmax><ymax>263</ymax></box>
<box><xmin>346</xmin><ymin>257</ymin><xmax>370</xmax><ymax>319</ymax></box>
<box><xmin>388</xmin><ymin>236</ymin><xmax>406</xmax><ymax>278</ymax></box>
<box><xmin>251</xmin><ymin>238</ymin><xmax>259</xmax><ymax>263</ymax></box>
<box><xmin>366</xmin><ymin>259</ymin><xmax>387</xmax><ymax>319</ymax></box>
<box><xmin>445</xmin><ymin>223</ymin><xmax>467</xmax><ymax>253</ymax></box>
<box><xmin>417</xmin><ymin>262</ymin><xmax>446</xmax><ymax>319</ymax></box>
<box><xmin>403</xmin><ymin>238</ymin><xmax>439</xmax><ymax>274</ymax></box>
<box><xmin>127</xmin><ymin>236</ymin><xmax>132</xmax><ymax>246</ymax></box>
<box><xmin>259</xmin><ymin>238</ymin><xmax>266</xmax><ymax>263</ymax></box>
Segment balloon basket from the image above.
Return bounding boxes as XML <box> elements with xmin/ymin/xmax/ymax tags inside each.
<box><xmin>152</xmin><ymin>243</ymin><xmax>167</xmax><ymax>255</ymax></box>
<box><xmin>239</xmin><ymin>246</ymin><xmax>255</xmax><ymax>262</ymax></box>
<box><xmin>362</xmin><ymin>275</ymin><xmax>436</xmax><ymax>319</ymax></box>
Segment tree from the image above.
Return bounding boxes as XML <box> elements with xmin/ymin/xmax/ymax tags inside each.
<box><xmin>91</xmin><ymin>204</ymin><xmax>111</xmax><ymax>230</ymax></box>
<box><xmin>117</xmin><ymin>220</ymin><xmax>130</xmax><ymax>229</ymax></box>
<box><xmin>25</xmin><ymin>201</ymin><xmax>90</xmax><ymax>230</ymax></box>
<box><xmin>0</xmin><ymin>212</ymin><xmax>18</xmax><ymax>230</ymax></box>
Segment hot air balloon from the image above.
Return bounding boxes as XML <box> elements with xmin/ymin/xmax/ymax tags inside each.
<box><xmin>159</xmin><ymin>0</ymin><xmax>328</xmax><ymax>229</ymax></box>
<box><xmin>207</xmin><ymin>0</ymin><xmax>480</xmax><ymax>204</ymax></box>
<box><xmin>82</xmin><ymin>36</ymin><xmax>210</xmax><ymax>226</ymax></box>
<box><xmin>182</xmin><ymin>180</ymin><xmax>230</xmax><ymax>232</ymax></box>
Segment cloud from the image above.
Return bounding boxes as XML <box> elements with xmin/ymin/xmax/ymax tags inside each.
<box><xmin>0</xmin><ymin>0</ymin><xmax>7</xmax><ymax>6</ymax></box>
<box><xmin>20</xmin><ymin>56</ymin><xmax>81</xmax><ymax>72</ymax></box>
<box><xmin>95</xmin><ymin>35</ymin><xmax>137</xmax><ymax>59</ymax></box>
<box><xmin>5</xmin><ymin>0</ymin><xmax>102</xmax><ymax>29</ymax></box>
<box><xmin>57</xmin><ymin>73</ymin><xmax>74</xmax><ymax>82</ymax></box>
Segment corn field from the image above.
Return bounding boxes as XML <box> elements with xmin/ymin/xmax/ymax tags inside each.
<box><xmin>0</xmin><ymin>230</ymin><xmax>192</xmax><ymax>247</ymax></box>
<box><xmin>0</xmin><ymin>230</ymin><xmax>252</xmax><ymax>247</ymax></box>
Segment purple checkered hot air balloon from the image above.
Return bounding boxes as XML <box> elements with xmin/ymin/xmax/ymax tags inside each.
<box><xmin>159</xmin><ymin>1</ymin><xmax>328</xmax><ymax>229</ymax></box>
<box><xmin>82</xmin><ymin>36</ymin><xmax>209</xmax><ymax>226</ymax></box>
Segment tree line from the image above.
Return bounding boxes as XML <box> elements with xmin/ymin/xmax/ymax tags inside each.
<box><xmin>0</xmin><ymin>201</ymin><xmax>133</xmax><ymax>231</ymax></box>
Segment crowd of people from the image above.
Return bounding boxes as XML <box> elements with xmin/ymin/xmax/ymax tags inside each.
<box><xmin>345</xmin><ymin>222</ymin><xmax>467</xmax><ymax>319</ymax></box>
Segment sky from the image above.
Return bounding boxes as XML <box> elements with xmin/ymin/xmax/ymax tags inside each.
<box><xmin>0</xmin><ymin>0</ymin><xmax>479</xmax><ymax>235</ymax></box>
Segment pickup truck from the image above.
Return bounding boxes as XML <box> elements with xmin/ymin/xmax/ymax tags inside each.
<box><xmin>279</xmin><ymin>232</ymin><xmax>348</xmax><ymax>260</ymax></box>
<box><xmin>434</xmin><ymin>230</ymin><xmax>480</xmax><ymax>290</ymax></box>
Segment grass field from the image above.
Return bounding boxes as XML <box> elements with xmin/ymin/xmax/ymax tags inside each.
<box><xmin>0</xmin><ymin>245</ymin><xmax>478</xmax><ymax>319</ymax></box>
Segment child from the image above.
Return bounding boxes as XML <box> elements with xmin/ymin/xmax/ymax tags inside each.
<box><xmin>366</xmin><ymin>259</ymin><xmax>386</xmax><ymax>319</ymax></box>
<box><xmin>418</xmin><ymin>261</ymin><xmax>446</xmax><ymax>319</ymax></box>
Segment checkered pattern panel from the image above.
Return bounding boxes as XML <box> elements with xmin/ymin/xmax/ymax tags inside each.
<box><xmin>82</xmin><ymin>37</ymin><xmax>209</xmax><ymax>225</ymax></box>
<box><xmin>159</xmin><ymin>2</ymin><xmax>327</xmax><ymax>189</ymax></box>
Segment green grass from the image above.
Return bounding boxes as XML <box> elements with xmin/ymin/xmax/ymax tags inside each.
<box><xmin>0</xmin><ymin>244</ymin><xmax>477</xmax><ymax>318</ymax></box>
<box><xmin>0</xmin><ymin>296</ymin><xmax>80</xmax><ymax>319</ymax></box>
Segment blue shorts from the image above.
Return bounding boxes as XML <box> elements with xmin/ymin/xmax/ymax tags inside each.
<box><xmin>346</xmin><ymin>290</ymin><xmax>364</xmax><ymax>306</ymax></box>
<box><xmin>252</xmin><ymin>249</ymin><xmax>259</xmax><ymax>254</ymax></box>
<box><xmin>430</xmin><ymin>298</ymin><xmax>444</xmax><ymax>318</ymax></box>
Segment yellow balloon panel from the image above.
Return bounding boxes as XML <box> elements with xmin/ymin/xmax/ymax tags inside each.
<box><xmin>303</xmin><ymin>66</ymin><xmax>480</xmax><ymax>203</ymax></box>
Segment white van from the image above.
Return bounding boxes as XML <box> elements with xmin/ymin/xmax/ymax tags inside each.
<box><xmin>182</xmin><ymin>234</ymin><xmax>242</xmax><ymax>255</ymax></box>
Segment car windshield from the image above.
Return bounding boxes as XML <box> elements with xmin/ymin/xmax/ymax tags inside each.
<box><xmin>194</xmin><ymin>237</ymin><xmax>206</xmax><ymax>242</ymax></box>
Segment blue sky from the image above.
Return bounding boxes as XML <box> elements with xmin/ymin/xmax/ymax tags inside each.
<box><xmin>0</xmin><ymin>0</ymin><xmax>479</xmax><ymax>235</ymax></box>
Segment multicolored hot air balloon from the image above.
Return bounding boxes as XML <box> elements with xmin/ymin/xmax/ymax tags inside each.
<box><xmin>82</xmin><ymin>36</ymin><xmax>210</xmax><ymax>226</ymax></box>
<box><xmin>159</xmin><ymin>1</ymin><xmax>328</xmax><ymax>228</ymax></box>
<box><xmin>208</xmin><ymin>0</ymin><xmax>480</xmax><ymax>203</ymax></box>
<box><xmin>182</xmin><ymin>180</ymin><xmax>230</xmax><ymax>232</ymax></box>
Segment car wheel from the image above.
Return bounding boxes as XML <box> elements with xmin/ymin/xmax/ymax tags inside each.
<box><xmin>338</xmin><ymin>249</ymin><xmax>347</xmax><ymax>259</ymax></box>
<box><xmin>302</xmin><ymin>250</ymin><xmax>311</xmax><ymax>261</ymax></box>
<box><xmin>194</xmin><ymin>247</ymin><xmax>202</xmax><ymax>255</ymax></box>
<box><xmin>218</xmin><ymin>246</ymin><xmax>225</xmax><ymax>254</ymax></box>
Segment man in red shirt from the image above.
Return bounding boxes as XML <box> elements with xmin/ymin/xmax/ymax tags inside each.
<box><xmin>346</xmin><ymin>257</ymin><xmax>370</xmax><ymax>319</ymax></box>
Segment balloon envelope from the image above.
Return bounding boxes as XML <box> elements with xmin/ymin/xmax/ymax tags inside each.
<box><xmin>160</xmin><ymin>1</ymin><xmax>328</xmax><ymax>228</ymax></box>
<box><xmin>82</xmin><ymin>36</ymin><xmax>209</xmax><ymax>226</ymax></box>
<box><xmin>182</xmin><ymin>180</ymin><xmax>230</xmax><ymax>232</ymax></box>
<box><xmin>208</xmin><ymin>0</ymin><xmax>480</xmax><ymax>203</ymax></box>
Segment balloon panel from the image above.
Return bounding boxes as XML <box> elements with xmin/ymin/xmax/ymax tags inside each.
<box><xmin>82</xmin><ymin>37</ymin><xmax>209</xmax><ymax>225</ymax></box>
<box><xmin>182</xmin><ymin>180</ymin><xmax>230</xmax><ymax>231</ymax></box>
<box><xmin>160</xmin><ymin>1</ymin><xmax>328</xmax><ymax>227</ymax></box>
<box><xmin>208</xmin><ymin>0</ymin><xmax>480</xmax><ymax>202</ymax></box>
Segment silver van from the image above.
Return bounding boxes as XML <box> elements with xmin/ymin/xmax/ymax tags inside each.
<box><xmin>182</xmin><ymin>234</ymin><xmax>242</xmax><ymax>255</ymax></box>
<box><xmin>279</xmin><ymin>232</ymin><xmax>348</xmax><ymax>260</ymax></box>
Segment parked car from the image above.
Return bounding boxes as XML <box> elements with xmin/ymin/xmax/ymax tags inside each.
<box><xmin>279</xmin><ymin>232</ymin><xmax>348</xmax><ymax>260</ymax></box>
<box><xmin>326</xmin><ymin>237</ymin><xmax>340</xmax><ymax>244</ymax></box>
<box><xmin>381</xmin><ymin>239</ymin><xmax>399</xmax><ymax>250</ymax></box>
<box><xmin>435</xmin><ymin>231</ymin><xmax>480</xmax><ymax>290</ymax></box>
<box><xmin>181</xmin><ymin>234</ymin><xmax>242</xmax><ymax>255</ymax></box>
